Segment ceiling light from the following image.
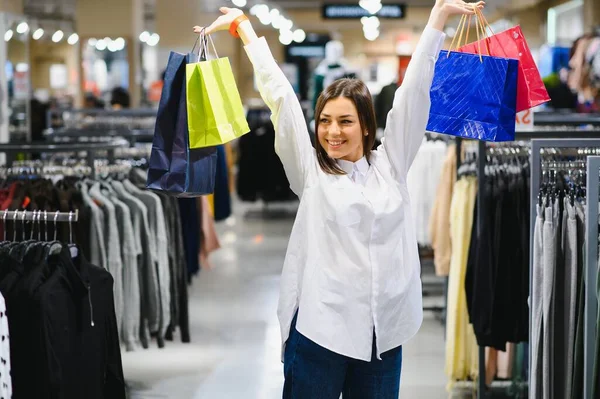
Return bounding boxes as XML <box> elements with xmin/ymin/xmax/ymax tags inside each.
<box><xmin>364</xmin><ymin>29</ymin><xmax>380</xmax><ymax>41</ymax></box>
<box><xmin>4</xmin><ymin>30</ymin><xmax>13</xmax><ymax>42</ymax></box>
<box><xmin>67</xmin><ymin>33</ymin><xmax>79</xmax><ymax>45</ymax></box>
<box><xmin>88</xmin><ymin>38</ymin><xmax>97</xmax><ymax>46</ymax></box>
<box><xmin>249</xmin><ymin>4</ymin><xmax>261</xmax><ymax>15</ymax></box>
<box><xmin>139</xmin><ymin>31</ymin><xmax>150</xmax><ymax>43</ymax></box>
<box><xmin>114</xmin><ymin>37</ymin><xmax>125</xmax><ymax>51</ymax></box>
<box><xmin>255</xmin><ymin>4</ymin><xmax>270</xmax><ymax>19</ymax></box>
<box><xmin>95</xmin><ymin>39</ymin><xmax>107</xmax><ymax>51</ymax></box>
<box><xmin>107</xmin><ymin>40</ymin><xmax>119</xmax><ymax>52</ymax></box>
<box><xmin>15</xmin><ymin>63</ymin><xmax>28</xmax><ymax>72</ymax></box>
<box><xmin>279</xmin><ymin>33</ymin><xmax>293</xmax><ymax>46</ymax></box>
<box><xmin>270</xmin><ymin>9</ymin><xmax>280</xmax><ymax>19</ymax></box>
<box><xmin>52</xmin><ymin>30</ymin><xmax>64</xmax><ymax>43</ymax></box>
<box><xmin>32</xmin><ymin>28</ymin><xmax>44</xmax><ymax>40</ymax></box>
<box><xmin>271</xmin><ymin>15</ymin><xmax>284</xmax><ymax>29</ymax></box>
<box><xmin>259</xmin><ymin>13</ymin><xmax>272</xmax><ymax>25</ymax></box>
<box><xmin>361</xmin><ymin>16</ymin><xmax>380</xmax><ymax>29</ymax></box>
<box><xmin>280</xmin><ymin>17</ymin><xmax>293</xmax><ymax>31</ymax></box>
<box><xmin>359</xmin><ymin>0</ymin><xmax>383</xmax><ymax>15</ymax></box>
<box><xmin>16</xmin><ymin>22</ymin><xmax>29</xmax><ymax>34</ymax></box>
<box><xmin>232</xmin><ymin>0</ymin><xmax>247</xmax><ymax>6</ymax></box>
<box><xmin>147</xmin><ymin>33</ymin><xmax>160</xmax><ymax>46</ymax></box>
<box><xmin>293</xmin><ymin>29</ymin><xmax>306</xmax><ymax>43</ymax></box>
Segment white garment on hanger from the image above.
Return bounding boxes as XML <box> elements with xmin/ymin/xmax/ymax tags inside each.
<box><xmin>406</xmin><ymin>139</ymin><xmax>448</xmax><ymax>246</ymax></box>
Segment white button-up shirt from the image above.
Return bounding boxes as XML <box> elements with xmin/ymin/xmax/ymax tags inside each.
<box><xmin>244</xmin><ymin>25</ymin><xmax>446</xmax><ymax>361</ymax></box>
<box><xmin>337</xmin><ymin>157</ymin><xmax>370</xmax><ymax>186</ymax></box>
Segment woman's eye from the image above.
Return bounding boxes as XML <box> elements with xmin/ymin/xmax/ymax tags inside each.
<box><xmin>342</xmin><ymin>120</ymin><xmax>352</xmax><ymax>124</ymax></box>
<box><xmin>320</xmin><ymin>119</ymin><xmax>329</xmax><ymax>123</ymax></box>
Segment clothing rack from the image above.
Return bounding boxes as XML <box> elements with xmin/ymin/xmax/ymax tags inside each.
<box><xmin>45</xmin><ymin>128</ymin><xmax>154</xmax><ymax>147</ymax></box>
<box><xmin>584</xmin><ymin>156</ymin><xmax>600</xmax><ymax>399</ymax></box>
<box><xmin>534</xmin><ymin>112</ymin><xmax>600</xmax><ymax>126</ymax></box>
<box><xmin>46</xmin><ymin>108</ymin><xmax>157</xmax><ymax>129</ymax></box>
<box><xmin>46</xmin><ymin>108</ymin><xmax>156</xmax><ymax>147</ymax></box>
<box><xmin>529</xmin><ymin>138</ymin><xmax>600</xmax><ymax>399</ymax></box>
<box><xmin>453</xmin><ymin>125</ymin><xmax>600</xmax><ymax>399</ymax></box>
<box><xmin>0</xmin><ymin>140</ymin><xmax>126</xmax><ymax>179</ymax></box>
<box><xmin>1</xmin><ymin>210</ymin><xmax>79</xmax><ymax>223</ymax></box>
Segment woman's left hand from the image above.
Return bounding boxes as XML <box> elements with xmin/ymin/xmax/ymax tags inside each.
<box><xmin>428</xmin><ymin>0</ymin><xmax>485</xmax><ymax>31</ymax></box>
<box><xmin>434</xmin><ymin>0</ymin><xmax>485</xmax><ymax>17</ymax></box>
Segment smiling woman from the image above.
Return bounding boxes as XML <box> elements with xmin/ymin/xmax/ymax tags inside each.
<box><xmin>194</xmin><ymin>2</ymin><xmax>485</xmax><ymax>398</ymax></box>
<box><xmin>314</xmin><ymin>78</ymin><xmax>377</xmax><ymax>175</ymax></box>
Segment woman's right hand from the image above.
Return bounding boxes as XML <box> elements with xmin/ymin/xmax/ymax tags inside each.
<box><xmin>193</xmin><ymin>7</ymin><xmax>244</xmax><ymax>35</ymax></box>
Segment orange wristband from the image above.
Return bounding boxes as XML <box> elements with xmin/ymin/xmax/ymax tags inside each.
<box><xmin>229</xmin><ymin>14</ymin><xmax>249</xmax><ymax>38</ymax></box>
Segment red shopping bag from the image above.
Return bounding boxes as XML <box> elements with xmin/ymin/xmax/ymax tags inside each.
<box><xmin>458</xmin><ymin>25</ymin><xmax>550</xmax><ymax>112</ymax></box>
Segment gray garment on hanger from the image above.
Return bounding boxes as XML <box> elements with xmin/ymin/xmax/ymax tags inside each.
<box><xmin>89</xmin><ymin>183</ymin><xmax>124</xmax><ymax>339</ymax></box>
<box><xmin>123</xmin><ymin>180</ymin><xmax>171</xmax><ymax>338</ymax></box>
<box><xmin>562</xmin><ymin>198</ymin><xmax>578</xmax><ymax>399</ymax></box>
<box><xmin>106</xmin><ymin>188</ymin><xmax>141</xmax><ymax>352</ymax></box>
<box><xmin>542</xmin><ymin>200</ymin><xmax>559</xmax><ymax>399</ymax></box>
<box><xmin>112</xmin><ymin>180</ymin><xmax>159</xmax><ymax>343</ymax></box>
<box><xmin>78</xmin><ymin>183</ymin><xmax>107</xmax><ymax>269</ymax></box>
<box><xmin>531</xmin><ymin>204</ymin><xmax>545</xmax><ymax>399</ymax></box>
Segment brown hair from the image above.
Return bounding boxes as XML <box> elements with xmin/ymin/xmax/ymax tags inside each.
<box><xmin>314</xmin><ymin>78</ymin><xmax>377</xmax><ymax>175</ymax></box>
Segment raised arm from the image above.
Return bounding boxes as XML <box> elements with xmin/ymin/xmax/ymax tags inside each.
<box><xmin>195</xmin><ymin>7</ymin><xmax>315</xmax><ymax>196</ymax></box>
<box><xmin>380</xmin><ymin>0</ymin><xmax>484</xmax><ymax>179</ymax></box>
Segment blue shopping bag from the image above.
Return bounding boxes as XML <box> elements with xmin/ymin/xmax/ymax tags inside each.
<box><xmin>147</xmin><ymin>49</ymin><xmax>217</xmax><ymax>197</ymax></box>
<box><xmin>426</xmin><ymin>50</ymin><xmax>519</xmax><ymax>142</ymax></box>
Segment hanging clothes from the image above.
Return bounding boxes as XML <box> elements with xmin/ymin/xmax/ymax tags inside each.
<box><xmin>0</xmin><ymin>242</ymin><xmax>125</xmax><ymax>398</ymax></box>
<box><xmin>466</xmin><ymin>164</ymin><xmax>531</xmax><ymax>351</ymax></box>
<box><xmin>531</xmin><ymin>176</ymin><xmax>588</xmax><ymax>399</ymax></box>
<box><xmin>236</xmin><ymin>108</ymin><xmax>296</xmax><ymax>203</ymax></box>
<box><xmin>0</xmin><ymin>293</ymin><xmax>11</xmax><ymax>399</ymax></box>
<box><xmin>445</xmin><ymin>175</ymin><xmax>479</xmax><ymax>386</ymax></box>
<box><xmin>213</xmin><ymin>145</ymin><xmax>232</xmax><ymax>222</ymax></box>
<box><xmin>199</xmin><ymin>196</ymin><xmax>221</xmax><ymax>270</ymax></box>
<box><xmin>179</xmin><ymin>197</ymin><xmax>201</xmax><ymax>281</ymax></box>
<box><xmin>429</xmin><ymin>143</ymin><xmax>457</xmax><ymax>276</ymax></box>
<box><xmin>406</xmin><ymin>137</ymin><xmax>447</xmax><ymax>247</ymax></box>
<box><xmin>0</xmin><ymin>172</ymin><xmax>191</xmax><ymax>352</ymax></box>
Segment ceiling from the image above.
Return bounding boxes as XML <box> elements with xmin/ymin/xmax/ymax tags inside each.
<box><xmin>202</xmin><ymin>0</ymin><xmax>506</xmax><ymax>16</ymax></box>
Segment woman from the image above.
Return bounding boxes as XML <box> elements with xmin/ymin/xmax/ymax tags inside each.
<box><xmin>196</xmin><ymin>1</ymin><xmax>484</xmax><ymax>397</ymax></box>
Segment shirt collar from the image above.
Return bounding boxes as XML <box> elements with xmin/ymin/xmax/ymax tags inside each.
<box><xmin>336</xmin><ymin>156</ymin><xmax>369</xmax><ymax>177</ymax></box>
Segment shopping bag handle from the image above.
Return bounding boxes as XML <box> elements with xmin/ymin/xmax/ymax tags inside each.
<box><xmin>447</xmin><ymin>4</ymin><xmax>489</xmax><ymax>62</ymax></box>
<box><xmin>198</xmin><ymin>29</ymin><xmax>220</xmax><ymax>62</ymax></box>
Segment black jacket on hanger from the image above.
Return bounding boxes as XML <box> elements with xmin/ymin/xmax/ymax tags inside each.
<box><xmin>1</xmin><ymin>244</ymin><xmax>125</xmax><ymax>399</ymax></box>
<box><xmin>237</xmin><ymin>108</ymin><xmax>296</xmax><ymax>203</ymax></box>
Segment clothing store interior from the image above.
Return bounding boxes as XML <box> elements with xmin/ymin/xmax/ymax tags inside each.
<box><xmin>0</xmin><ymin>0</ymin><xmax>598</xmax><ymax>397</ymax></box>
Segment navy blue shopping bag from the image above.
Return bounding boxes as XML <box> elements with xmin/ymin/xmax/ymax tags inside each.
<box><xmin>146</xmin><ymin>48</ymin><xmax>217</xmax><ymax>197</ymax></box>
<box><xmin>426</xmin><ymin>50</ymin><xmax>519</xmax><ymax>142</ymax></box>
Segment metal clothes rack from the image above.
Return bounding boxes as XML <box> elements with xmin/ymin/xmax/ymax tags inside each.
<box><xmin>1</xmin><ymin>210</ymin><xmax>79</xmax><ymax>223</ymax></box>
<box><xmin>528</xmin><ymin>138</ymin><xmax>600</xmax><ymax>399</ymax></box>
<box><xmin>46</xmin><ymin>108</ymin><xmax>157</xmax><ymax>129</ymax></box>
<box><xmin>1</xmin><ymin>210</ymin><xmax>79</xmax><ymax>243</ymax></box>
<box><xmin>45</xmin><ymin>128</ymin><xmax>154</xmax><ymax>147</ymax></box>
<box><xmin>584</xmin><ymin>156</ymin><xmax>600</xmax><ymax>399</ymax></box>
<box><xmin>45</xmin><ymin>108</ymin><xmax>157</xmax><ymax>147</ymax></box>
<box><xmin>534</xmin><ymin>112</ymin><xmax>600</xmax><ymax>127</ymax></box>
<box><xmin>453</xmin><ymin>125</ymin><xmax>600</xmax><ymax>399</ymax></box>
<box><xmin>0</xmin><ymin>140</ymin><xmax>127</xmax><ymax>179</ymax></box>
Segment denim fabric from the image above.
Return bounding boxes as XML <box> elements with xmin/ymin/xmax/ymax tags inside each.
<box><xmin>283</xmin><ymin>313</ymin><xmax>402</xmax><ymax>399</ymax></box>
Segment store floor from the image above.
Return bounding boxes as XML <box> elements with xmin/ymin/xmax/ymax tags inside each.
<box><xmin>123</xmin><ymin>201</ymin><xmax>448</xmax><ymax>398</ymax></box>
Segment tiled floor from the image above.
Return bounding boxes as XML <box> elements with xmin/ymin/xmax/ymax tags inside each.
<box><xmin>122</xmin><ymin>202</ymin><xmax>448</xmax><ymax>398</ymax></box>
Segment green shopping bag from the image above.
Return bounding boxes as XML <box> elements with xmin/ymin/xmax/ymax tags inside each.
<box><xmin>186</xmin><ymin>33</ymin><xmax>250</xmax><ymax>149</ymax></box>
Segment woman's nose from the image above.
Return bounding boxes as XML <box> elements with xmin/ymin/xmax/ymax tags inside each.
<box><xmin>329</xmin><ymin>123</ymin><xmax>341</xmax><ymax>135</ymax></box>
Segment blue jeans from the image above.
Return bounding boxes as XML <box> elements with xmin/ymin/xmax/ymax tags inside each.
<box><xmin>283</xmin><ymin>314</ymin><xmax>403</xmax><ymax>399</ymax></box>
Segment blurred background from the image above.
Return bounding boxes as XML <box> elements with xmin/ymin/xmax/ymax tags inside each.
<box><xmin>0</xmin><ymin>0</ymin><xmax>597</xmax><ymax>398</ymax></box>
